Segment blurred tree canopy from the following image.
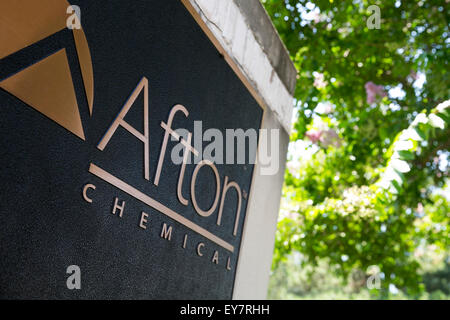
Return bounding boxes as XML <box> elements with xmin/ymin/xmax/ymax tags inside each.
<box><xmin>262</xmin><ymin>0</ymin><xmax>449</xmax><ymax>297</ymax></box>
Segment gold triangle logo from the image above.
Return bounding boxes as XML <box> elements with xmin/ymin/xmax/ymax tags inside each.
<box><xmin>0</xmin><ymin>49</ymin><xmax>85</xmax><ymax>140</ymax></box>
<box><xmin>0</xmin><ymin>0</ymin><xmax>94</xmax><ymax>140</ymax></box>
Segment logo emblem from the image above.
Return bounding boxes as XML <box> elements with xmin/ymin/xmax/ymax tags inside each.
<box><xmin>0</xmin><ymin>0</ymin><xmax>94</xmax><ymax>140</ymax></box>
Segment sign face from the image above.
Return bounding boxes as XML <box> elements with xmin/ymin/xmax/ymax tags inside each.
<box><xmin>0</xmin><ymin>0</ymin><xmax>263</xmax><ymax>299</ymax></box>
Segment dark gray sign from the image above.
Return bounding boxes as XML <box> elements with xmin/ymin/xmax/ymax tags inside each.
<box><xmin>0</xmin><ymin>0</ymin><xmax>263</xmax><ymax>299</ymax></box>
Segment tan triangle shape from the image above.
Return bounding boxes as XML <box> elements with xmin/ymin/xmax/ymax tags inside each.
<box><xmin>0</xmin><ymin>48</ymin><xmax>85</xmax><ymax>140</ymax></box>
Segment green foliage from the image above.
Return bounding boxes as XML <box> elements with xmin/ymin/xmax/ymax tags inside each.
<box><xmin>377</xmin><ymin>102</ymin><xmax>450</xmax><ymax>194</ymax></box>
<box><xmin>262</xmin><ymin>0</ymin><xmax>450</xmax><ymax>298</ymax></box>
<box><xmin>269</xmin><ymin>252</ymin><xmax>450</xmax><ymax>299</ymax></box>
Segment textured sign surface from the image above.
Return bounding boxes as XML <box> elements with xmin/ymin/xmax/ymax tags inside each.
<box><xmin>0</xmin><ymin>0</ymin><xmax>263</xmax><ymax>299</ymax></box>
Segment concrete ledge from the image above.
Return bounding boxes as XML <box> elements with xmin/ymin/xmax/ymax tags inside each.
<box><xmin>187</xmin><ymin>0</ymin><xmax>296</xmax><ymax>133</ymax></box>
<box><xmin>233</xmin><ymin>0</ymin><xmax>297</xmax><ymax>95</ymax></box>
